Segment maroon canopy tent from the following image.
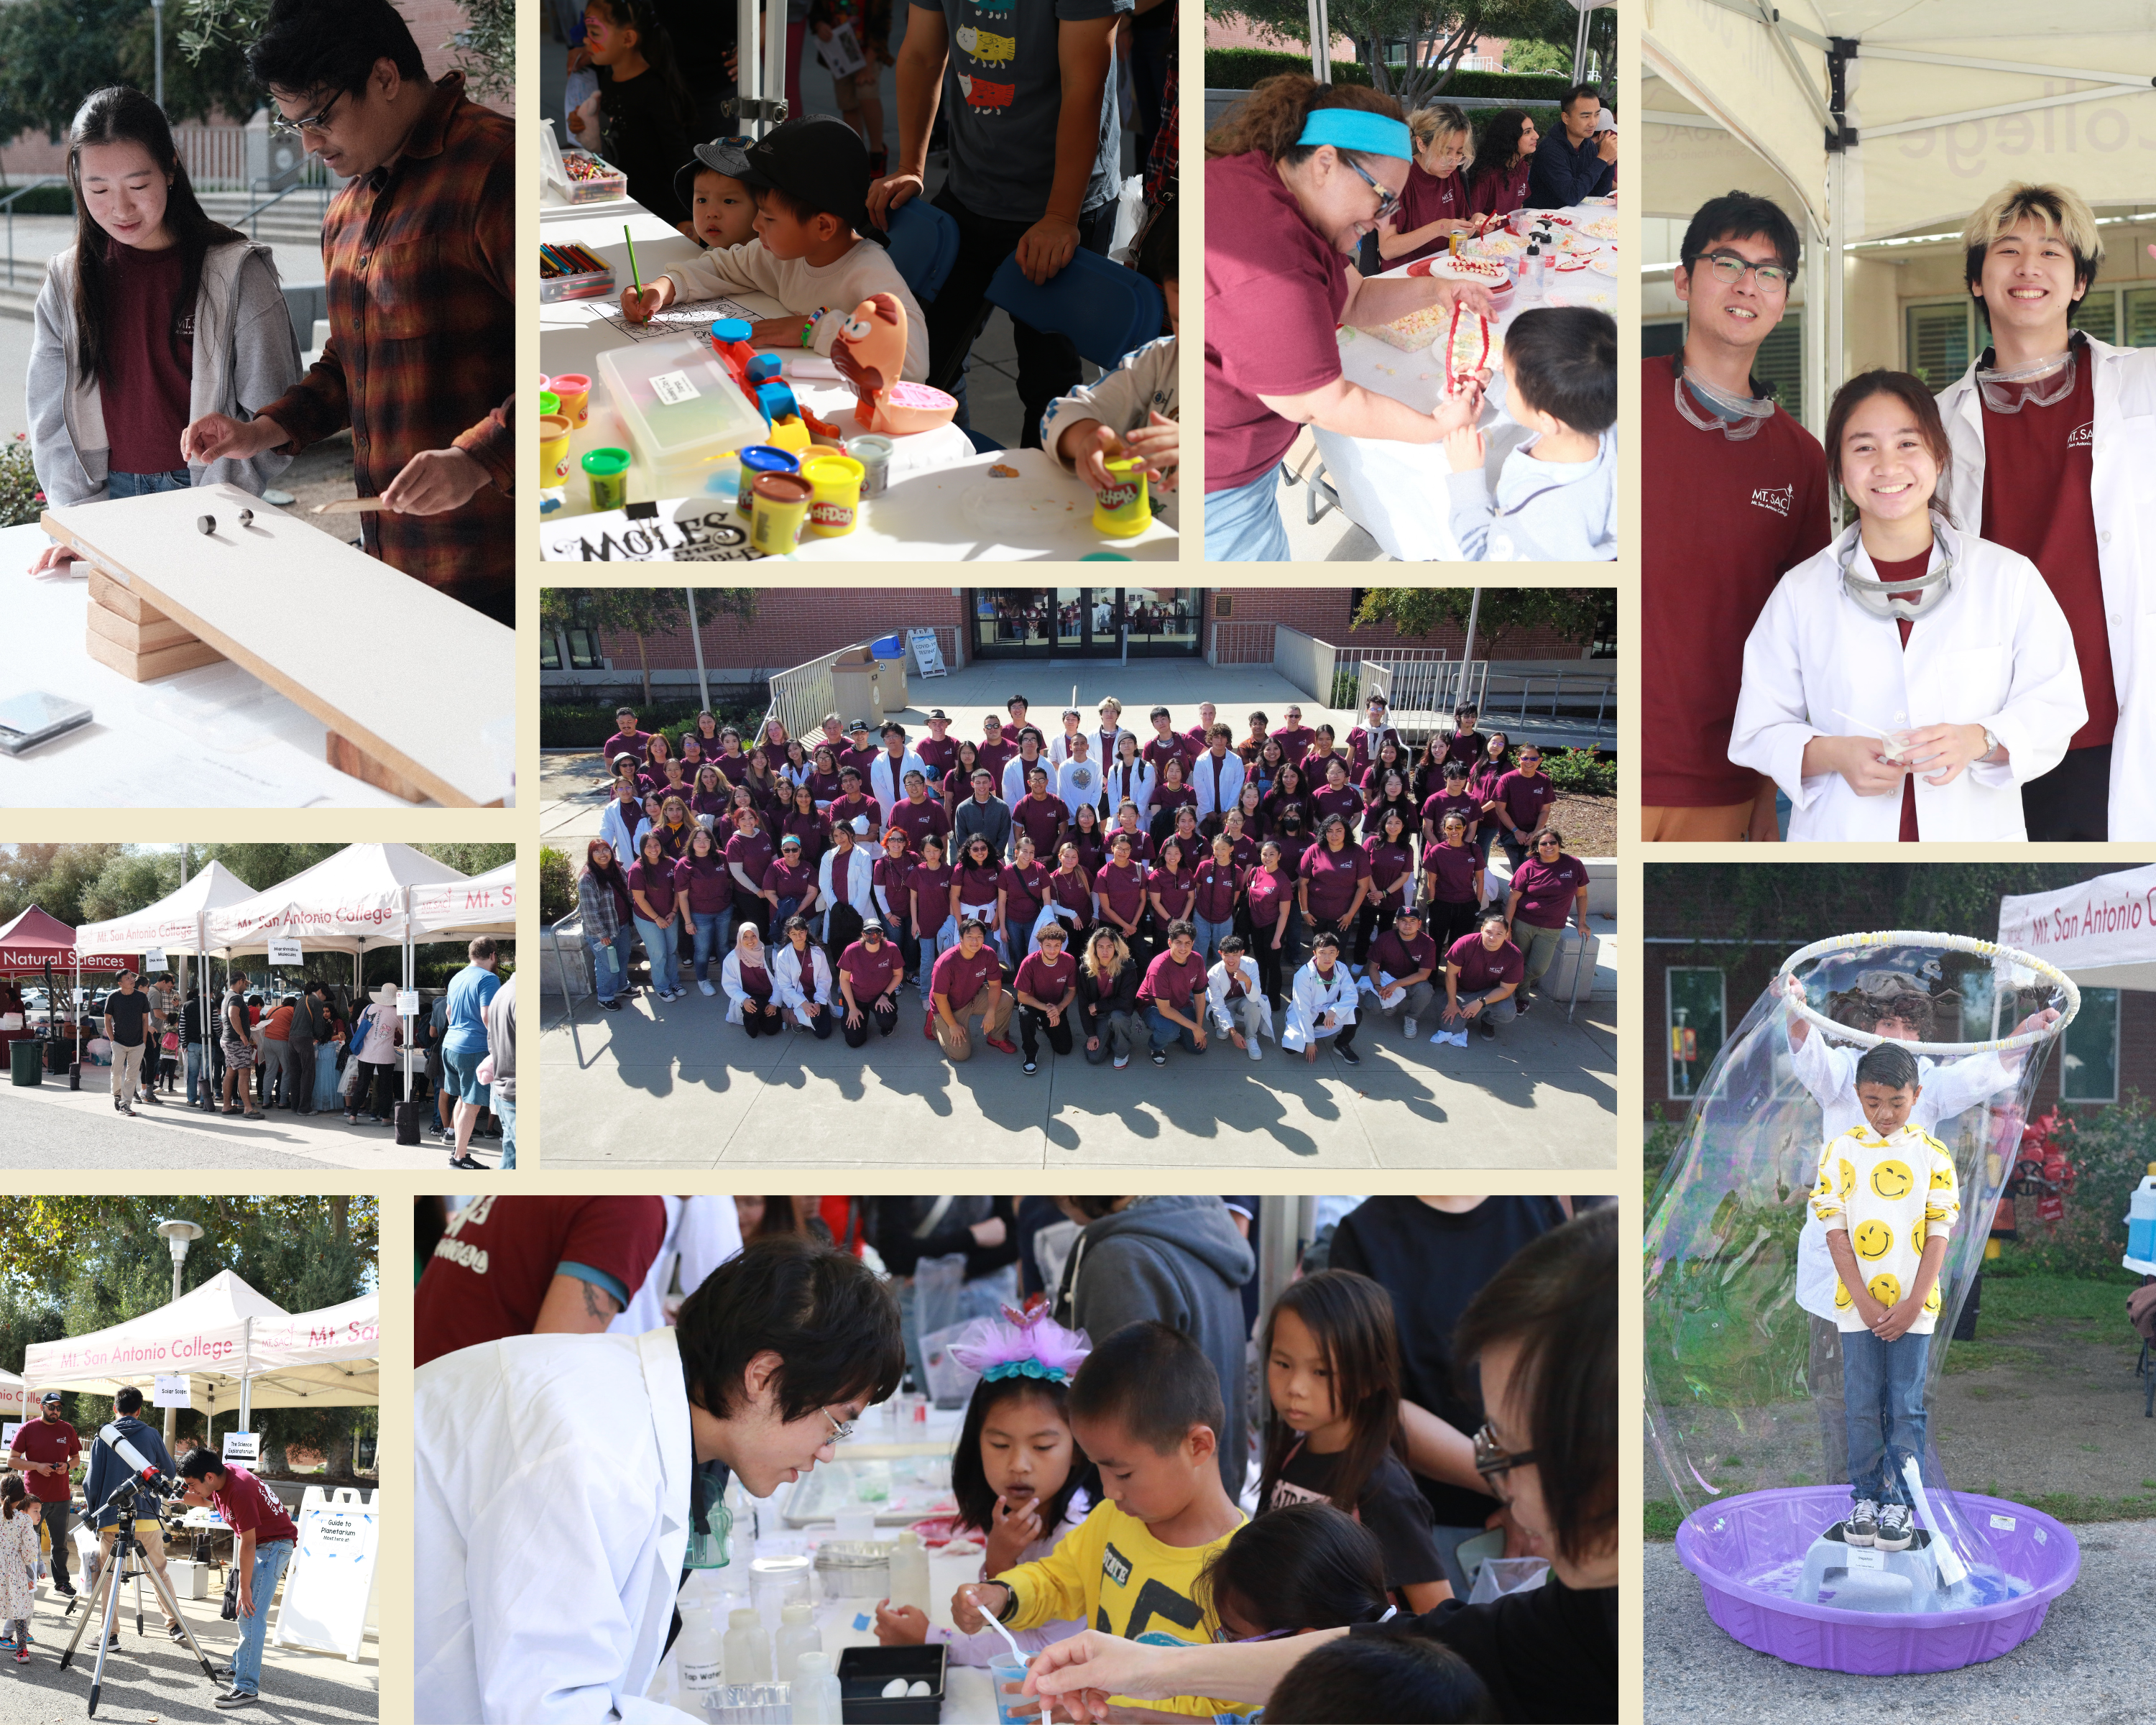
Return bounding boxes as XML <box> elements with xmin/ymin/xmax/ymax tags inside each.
<box><xmin>0</xmin><ymin>906</ymin><xmax>138</xmax><ymax>975</ymax></box>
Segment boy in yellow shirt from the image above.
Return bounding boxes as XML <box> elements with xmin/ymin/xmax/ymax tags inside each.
<box><xmin>1810</xmin><ymin>1041</ymin><xmax>1960</xmax><ymax>1555</ymax></box>
<box><xmin>951</xmin><ymin>1320</ymin><xmax>1245</xmax><ymax>1716</ymax></box>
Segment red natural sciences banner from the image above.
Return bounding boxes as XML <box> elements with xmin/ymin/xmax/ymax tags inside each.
<box><xmin>0</xmin><ymin>947</ymin><xmax>139</xmax><ymax>974</ymax></box>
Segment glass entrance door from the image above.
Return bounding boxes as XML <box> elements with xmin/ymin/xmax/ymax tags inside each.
<box><xmin>969</xmin><ymin>591</ymin><xmax>1204</xmax><ymax>658</ymax></box>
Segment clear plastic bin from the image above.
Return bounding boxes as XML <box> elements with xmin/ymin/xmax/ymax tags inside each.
<box><xmin>597</xmin><ymin>336</ymin><xmax>767</xmax><ymax>496</ymax></box>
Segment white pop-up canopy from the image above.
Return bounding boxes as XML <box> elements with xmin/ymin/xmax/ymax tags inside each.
<box><xmin>203</xmin><ymin>844</ymin><xmax>472</xmax><ymax>957</ymax></box>
<box><xmin>410</xmin><ymin>862</ymin><xmax>516</xmax><ymax>938</ymax></box>
<box><xmin>73</xmin><ymin>861</ymin><xmax>258</xmax><ymax>959</ymax></box>
<box><xmin>1644</xmin><ymin>1</ymin><xmax>2156</xmax><ymax>423</ymax></box>
<box><xmin>1997</xmin><ymin>865</ymin><xmax>2156</xmax><ymax>994</ymax></box>
<box><xmin>21</xmin><ymin>1271</ymin><xmax>379</xmax><ymax>1427</ymax></box>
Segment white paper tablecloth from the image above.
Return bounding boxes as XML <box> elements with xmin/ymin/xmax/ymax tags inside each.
<box><xmin>540</xmin><ymin>189</ymin><xmax>1177</xmax><ymax>561</ymax></box>
<box><xmin>1311</xmin><ymin>203</ymin><xmax>1617</xmax><ymax>561</ymax></box>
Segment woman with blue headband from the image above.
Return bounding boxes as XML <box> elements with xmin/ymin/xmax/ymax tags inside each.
<box><xmin>1205</xmin><ymin>76</ymin><xmax>1496</xmax><ymax>561</ymax></box>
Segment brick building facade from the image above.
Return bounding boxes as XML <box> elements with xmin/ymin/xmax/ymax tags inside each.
<box><xmin>1644</xmin><ymin>869</ymin><xmax>2156</xmax><ymax>1121</ymax></box>
<box><xmin>540</xmin><ymin>587</ymin><xmax>1605</xmax><ymax>689</ymax></box>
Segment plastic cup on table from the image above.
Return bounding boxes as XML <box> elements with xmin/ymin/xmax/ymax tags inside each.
<box><xmin>749</xmin><ymin>472</ymin><xmax>814</xmax><ymax>554</ymax></box>
<box><xmin>581</xmin><ymin>446</ymin><xmax>632</xmax><ymax>512</ymax></box>
<box><xmin>801</xmin><ymin>454</ymin><xmax>865</xmax><ymax>537</ymax></box>
<box><xmin>990</xmin><ymin>1657</ymin><xmax>1032</xmax><ymax>1724</ymax></box>
<box><xmin>548</xmin><ymin>372</ymin><xmax>593</xmax><ymax>427</ymax></box>
<box><xmin>540</xmin><ymin>414</ymin><xmax>573</xmax><ymax>486</ymax></box>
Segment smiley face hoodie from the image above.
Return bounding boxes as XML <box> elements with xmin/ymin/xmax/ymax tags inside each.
<box><xmin>1810</xmin><ymin>1121</ymin><xmax>1960</xmax><ymax>1333</ymax></box>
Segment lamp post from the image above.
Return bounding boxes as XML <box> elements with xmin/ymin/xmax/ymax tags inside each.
<box><xmin>155</xmin><ymin>1219</ymin><xmax>203</xmax><ymax>1447</ymax></box>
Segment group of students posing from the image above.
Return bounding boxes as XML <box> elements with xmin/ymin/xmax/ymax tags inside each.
<box><xmin>576</xmin><ymin>692</ymin><xmax>1594</xmax><ymax>1068</ymax></box>
<box><xmin>1644</xmin><ymin>180</ymin><xmax>2156</xmax><ymax>842</ymax></box>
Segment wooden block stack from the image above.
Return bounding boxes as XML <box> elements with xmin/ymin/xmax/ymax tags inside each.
<box><xmin>83</xmin><ymin>568</ymin><xmax>225</xmax><ymax>681</ymax></box>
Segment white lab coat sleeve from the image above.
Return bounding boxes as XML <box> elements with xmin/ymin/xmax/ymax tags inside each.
<box><xmin>1922</xmin><ymin>1050</ymin><xmax>2014</xmax><ymax>1121</ymax></box>
<box><xmin>457</xmin><ymin>1435</ymin><xmax>704</xmax><ymax>1725</ymax></box>
<box><xmin>1206</xmin><ymin>966</ymin><xmax>1235</xmax><ymax>1034</ymax></box>
<box><xmin>1282</xmin><ymin>965</ymin><xmax>1353</xmax><ymax>1049</ymax></box>
<box><xmin>675</xmin><ymin>1196</ymin><xmax>745</xmax><ymax>1291</ymax></box>
<box><xmin>816</xmin><ymin>851</ymin><xmax>839</xmax><ymax>908</ymax></box>
<box><xmin>772</xmin><ymin>947</ymin><xmax>806</xmax><ymax>1010</ymax></box>
<box><xmin>718</xmin><ymin>953</ymin><xmax>750</xmax><ymax>1024</ymax></box>
<box><xmin>1968</xmin><ymin>551</ymin><xmax>2085</xmax><ymax>791</ymax></box>
<box><xmin>1728</xmin><ymin>575</ymin><xmax>1828</xmax><ymax>809</ymax></box>
<box><xmin>1788</xmin><ymin>1024</ymin><xmax>1854</xmax><ymax>1113</ymax></box>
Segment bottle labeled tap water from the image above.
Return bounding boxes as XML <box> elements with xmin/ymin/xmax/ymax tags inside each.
<box><xmin>677</xmin><ymin>1614</ymin><xmax>722</xmax><ymax>1711</ymax></box>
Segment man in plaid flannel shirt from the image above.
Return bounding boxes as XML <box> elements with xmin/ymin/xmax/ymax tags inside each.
<box><xmin>183</xmin><ymin>0</ymin><xmax>512</xmax><ymax>624</ymax></box>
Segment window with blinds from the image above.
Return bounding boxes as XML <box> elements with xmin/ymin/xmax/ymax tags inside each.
<box><xmin>1751</xmin><ymin>322</ymin><xmax>1803</xmax><ymax>422</ymax></box>
<box><xmin>2124</xmin><ymin>287</ymin><xmax>2156</xmax><ymax>348</ymax></box>
<box><xmin>2068</xmin><ymin>294</ymin><xmax>2117</xmax><ymax>344</ymax></box>
<box><xmin>1906</xmin><ymin>302</ymin><xmax>1972</xmax><ymax>392</ymax></box>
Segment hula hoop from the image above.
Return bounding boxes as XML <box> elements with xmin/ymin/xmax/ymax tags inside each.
<box><xmin>1774</xmin><ymin>929</ymin><xmax>2079</xmax><ymax>1057</ymax></box>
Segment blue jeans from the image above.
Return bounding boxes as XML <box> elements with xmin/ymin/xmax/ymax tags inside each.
<box><xmin>690</xmin><ymin>909</ymin><xmax>732</xmax><ymax>982</ymax></box>
<box><xmin>1842</xmin><ymin>1328</ymin><xmax>1930</xmax><ymax>1506</ymax></box>
<box><xmin>497</xmin><ymin>1093</ymin><xmax>516</xmax><ymax>1169</ymax></box>
<box><xmin>231</xmin><ymin>1537</ymin><xmax>294</xmax><ymax>1695</ymax></box>
<box><xmin>106</xmin><ymin>467</ymin><xmax>192</xmax><ymax>497</ymax></box>
<box><xmin>1194</xmin><ymin>914</ymin><xmax>1235</xmax><ymax>965</ymax></box>
<box><xmin>185</xmin><ymin>1041</ymin><xmax>203</xmax><ymax>1105</ymax></box>
<box><xmin>918</xmin><ymin>921</ymin><xmax>957</xmax><ymax>997</ymax></box>
<box><xmin>588</xmin><ymin>923</ymin><xmax>637</xmax><ymax>1002</ymax></box>
<box><xmin>1204</xmin><ymin>469</ymin><xmax>1290</xmax><ymax>562</ymax></box>
<box><xmin>1145</xmin><ymin>1004</ymin><xmax>1202</xmax><ymax>1055</ymax></box>
<box><xmin>633</xmin><ymin>915</ymin><xmax>679</xmax><ymax>993</ymax></box>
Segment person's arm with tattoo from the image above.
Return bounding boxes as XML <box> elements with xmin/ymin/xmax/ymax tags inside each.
<box><xmin>530</xmin><ymin>1271</ymin><xmax>624</xmax><ymax>1335</ymax></box>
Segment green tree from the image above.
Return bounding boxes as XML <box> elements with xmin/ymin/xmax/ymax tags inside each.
<box><xmin>1352</xmin><ymin>586</ymin><xmax>1614</xmax><ymax>651</ymax></box>
<box><xmin>0</xmin><ymin>844</ymin><xmax>124</xmax><ymax>926</ymax></box>
<box><xmin>540</xmin><ymin>586</ymin><xmax>760</xmax><ymax>704</ymax></box>
<box><xmin>78</xmin><ymin>849</ymin><xmax>180</xmax><ymax>924</ymax></box>
<box><xmin>1204</xmin><ymin>0</ymin><xmax>1586</xmax><ymax>109</ymax></box>
<box><xmin>177</xmin><ymin>0</ymin><xmax>515</xmax><ymax>106</ymax></box>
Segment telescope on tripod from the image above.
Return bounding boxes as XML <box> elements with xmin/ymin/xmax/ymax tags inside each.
<box><xmin>57</xmin><ymin>1424</ymin><xmax>219</xmax><ymax>1717</ymax></box>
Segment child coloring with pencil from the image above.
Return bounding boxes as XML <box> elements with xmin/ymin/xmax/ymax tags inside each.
<box><xmin>1042</xmin><ymin>198</ymin><xmax>1179</xmax><ymax>525</ymax></box>
<box><xmin>570</xmin><ymin>0</ymin><xmax>693</xmax><ymax>229</ymax></box>
<box><xmin>1260</xmin><ymin>1270</ymin><xmax>1453</xmax><ymax>1612</ymax></box>
<box><xmin>872</xmin><ymin>1304</ymin><xmax>1097</xmax><ymax>1663</ymax></box>
<box><xmin>622</xmin><ymin>116</ymin><xmax>929</xmax><ymax>382</ymax></box>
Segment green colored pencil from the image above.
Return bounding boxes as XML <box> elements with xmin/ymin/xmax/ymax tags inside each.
<box><xmin>625</xmin><ymin>226</ymin><xmax>641</xmax><ymax>292</ymax></box>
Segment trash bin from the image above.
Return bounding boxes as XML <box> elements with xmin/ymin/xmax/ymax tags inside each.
<box><xmin>9</xmin><ymin>1040</ymin><xmax>41</xmax><ymax>1087</ymax></box>
<box><xmin>831</xmin><ymin>659</ymin><xmax>885</xmax><ymax>729</ymax></box>
<box><xmin>870</xmin><ymin>633</ymin><xmax>905</xmax><ymax>658</ymax></box>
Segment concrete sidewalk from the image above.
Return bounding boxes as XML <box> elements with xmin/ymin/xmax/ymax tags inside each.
<box><xmin>538</xmin><ymin>974</ymin><xmax>1616</xmax><ymax>1167</ymax></box>
<box><xmin>1645</xmin><ymin>1530</ymin><xmax>2155</xmax><ymax>1721</ymax></box>
<box><xmin>0</xmin><ymin>1074</ymin><xmax>504</xmax><ymax>1171</ymax></box>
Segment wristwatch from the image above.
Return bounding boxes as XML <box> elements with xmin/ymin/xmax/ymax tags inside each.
<box><xmin>1980</xmin><ymin>726</ymin><xmax>2001</xmax><ymax>763</ymax></box>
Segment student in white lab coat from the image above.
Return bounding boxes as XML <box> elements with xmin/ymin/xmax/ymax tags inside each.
<box><xmin>1729</xmin><ymin>369</ymin><xmax>2086</xmax><ymax>841</ymax></box>
<box><xmin>1934</xmin><ymin>183</ymin><xmax>2156</xmax><ymax>842</ymax></box>
<box><xmin>772</xmin><ymin>917</ymin><xmax>838</xmax><ymax>1037</ymax></box>
<box><xmin>1206</xmin><ymin>935</ymin><xmax>1276</xmax><ymax>1061</ymax></box>
<box><xmin>414</xmin><ymin>1235</ymin><xmax>904</xmax><ymax>1725</ymax></box>
<box><xmin>867</xmin><ymin>725</ymin><xmax>929</xmax><ymax>824</ymax></box>
<box><xmin>1281</xmin><ymin>932</ymin><xmax>1360</xmax><ymax>1065</ymax></box>
<box><xmin>1188</xmin><ymin>730</ymin><xmax>1247</xmax><ymax>825</ymax></box>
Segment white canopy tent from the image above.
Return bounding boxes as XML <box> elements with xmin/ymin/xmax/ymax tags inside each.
<box><xmin>20</xmin><ymin>1272</ymin><xmax>379</xmax><ymax>1432</ymax></box>
<box><xmin>1644</xmin><ymin>0</ymin><xmax>2156</xmax><ymax>429</ymax></box>
<box><xmin>410</xmin><ymin>863</ymin><xmax>515</xmax><ymax>939</ymax></box>
<box><xmin>1997</xmin><ymin>865</ymin><xmax>2156</xmax><ymax>993</ymax></box>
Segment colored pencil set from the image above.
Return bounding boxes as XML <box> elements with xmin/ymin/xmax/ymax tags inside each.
<box><xmin>540</xmin><ymin>242</ymin><xmax>611</xmax><ymax>280</ymax></box>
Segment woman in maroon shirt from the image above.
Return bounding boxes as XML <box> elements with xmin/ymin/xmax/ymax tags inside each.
<box><xmin>1148</xmin><ymin>758</ymin><xmax>1198</xmax><ymax>846</ymax></box>
<box><xmin>1356</xmin><ymin>808</ymin><xmax>1416</xmax><ymax>965</ymax></box>
<box><xmin>806</xmin><ymin>745</ymin><xmax>844</xmax><ymax>811</ymax></box>
<box><xmin>673</xmin><ymin>824</ymin><xmax>734</xmax><ymax>994</ymax></box>
<box><xmin>1043</xmin><ymin>840</ymin><xmax>1095</xmax><ymax>932</ymax></box>
<box><xmin>627</xmin><ymin>832</ymin><xmax>683</xmax><ymax>1000</ymax></box>
<box><xmin>872</xmin><ymin>828</ymin><xmax>918</xmax><ymax>980</ymax></box>
<box><xmin>1422</xmin><ymin>811</ymin><xmax>1485</xmax><ymax>953</ymax></box>
<box><xmin>781</xmin><ymin>782</ymin><xmax>829</xmax><ymax>870</ymax></box>
<box><xmin>1241</xmin><ymin>839</ymin><xmax>1296</xmax><ymax>1006</ymax></box>
<box><xmin>1217</xmin><ymin>809</ymin><xmax>1260</xmax><ymax>872</ymax></box>
<box><xmin>1466</xmin><ymin>730</ymin><xmax>1514</xmax><ymax>863</ymax></box>
<box><xmin>828</xmin><ymin>771</ymin><xmax>882</xmax><ymax>847</ymax></box>
<box><xmin>1505</xmin><ymin>827</ymin><xmax>1591</xmax><ymax>1009</ymax></box>
<box><xmin>650</xmin><ymin>796</ymin><xmax>696</xmax><ymax>861</ymax></box>
<box><xmin>953</xmin><ymin>834</ymin><xmax>1010</xmax><ymax>962</ymax></box>
<box><xmin>1467</xmin><ymin>109</ymin><xmax>1539</xmax><ymax>219</ymax></box>
<box><xmin>1377</xmin><ymin>102</ymin><xmax>1481</xmax><ymax>266</ymax></box>
<box><xmin>941</xmin><ymin>740</ymin><xmax>982</xmax><ymax>816</ymax></box>
<box><xmin>642</xmin><ymin>732</ymin><xmax>675</xmax><ymax>786</ymax></box>
<box><xmin>1003</xmin><ymin>833</ymin><xmax>1050</xmax><ymax>955</ymax></box>
<box><xmin>1365</xmin><ymin>765</ymin><xmax>1418</xmax><ymax>850</ymax></box>
<box><xmin>1069</xmin><ymin>801</ymin><xmax>1110</xmax><ymax>875</ymax></box>
<box><xmin>723</xmin><ymin>922</ymin><xmax>783</xmax><ymax>1037</ymax></box>
<box><xmin>908</xmin><ymin>834</ymin><xmax>957</xmax><ymax>993</ymax></box>
<box><xmin>1095</xmin><ymin>834</ymin><xmax>1151</xmax><ymax>965</ymax></box>
<box><xmin>778</xmin><ymin>737</ymin><xmax>815</xmax><ymax>797</ymax></box>
<box><xmin>1312</xmin><ymin>756</ymin><xmax>1363</xmax><ymax>834</ymax></box>
<box><xmin>1261</xmin><ymin>760</ymin><xmax>1311</xmax><ymax>838</ymax></box>
<box><xmin>1148</xmin><ymin>834</ymin><xmax>1199</xmax><ymax>934</ymax></box>
<box><xmin>737</xmin><ymin>746</ymin><xmax>785</xmax><ymax>817</ymax></box>
<box><xmin>1299</xmin><ymin>814</ymin><xmax>1372</xmax><ymax>957</ymax></box>
<box><xmin>690</xmin><ymin>764</ymin><xmax>732</xmax><ymax>826</ymax></box>
<box><xmin>1103</xmin><ymin>801</ymin><xmax>1152</xmax><ymax>866</ymax></box>
<box><xmin>1227</xmin><ymin>779</ymin><xmax>1268</xmax><ymax>845</ymax></box>
<box><xmin>1360</xmin><ymin>736</ymin><xmax>1411</xmax><ymax>800</ymax></box>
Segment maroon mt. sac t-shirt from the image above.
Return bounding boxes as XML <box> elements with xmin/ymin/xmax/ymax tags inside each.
<box><xmin>838</xmin><ymin>938</ymin><xmax>905</xmax><ymax>1005</ymax></box>
<box><xmin>1014</xmin><ymin>950</ymin><xmax>1078</xmax><ymax>1005</ymax></box>
<box><xmin>1205</xmin><ymin>148</ymin><xmax>1353</xmax><ymax>492</ymax></box>
<box><xmin>1138</xmin><ymin>949</ymin><xmax>1205</xmax><ymax>1012</ymax></box>
<box><xmin>1641</xmin><ymin>352</ymin><xmax>1833</xmax><ymax>807</ymax></box>
<box><xmin>100</xmin><ymin>241</ymin><xmax>192</xmax><ymax>476</ymax></box>
<box><xmin>1301</xmin><ymin>841</ymin><xmax>1370</xmax><ymax>922</ymax></box>
<box><xmin>1391</xmin><ymin>162</ymin><xmax>1467</xmax><ymax>264</ymax></box>
<box><xmin>931</xmin><ymin>944</ymin><xmax>1003</xmax><ymax>1009</ymax></box>
<box><xmin>1509</xmin><ymin>854</ymin><xmax>1588</xmax><ymax>928</ymax></box>
<box><xmin>1448</xmin><ymin>933</ymin><xmax>1524</xmax><ymax>994</ymax></box>
<box><xmin>1370</xmin><ymin>927</ymin><xmax>1438</xmax><ymax>985</ymax></box>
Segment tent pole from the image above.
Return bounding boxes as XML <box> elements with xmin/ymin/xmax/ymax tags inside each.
<box><xmin>239</xmin><ymin>1319</ymin><xmax>253</xmax><ymax>1432</ymax></box>
<box><xmin>1826</xmin><ymin>147</ymin><xmax>1846</xmax><ymax>432</ymax></box>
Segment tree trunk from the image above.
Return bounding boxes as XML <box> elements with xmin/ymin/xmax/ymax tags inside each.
<box><xmin>328</xmin><ymin>1195</ymin><xmax>349</xmax><ymax>1241</ymax></box>
<box><xmin>323</xmin><ymin>1430</ymin><xmax>354</xmax><ymax>1480</ymax></box>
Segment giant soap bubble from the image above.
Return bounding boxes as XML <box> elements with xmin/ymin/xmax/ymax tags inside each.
<box><xmin>1646</xmin><ymin>932</ymin><xmax>2084</xmax><ymax>1673</ymax></box>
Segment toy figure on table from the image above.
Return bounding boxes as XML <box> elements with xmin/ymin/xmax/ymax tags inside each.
<box><xmin>831</xmin><ymin>293</ymin><xmax>957</xmax><ymax>436</ymax></box>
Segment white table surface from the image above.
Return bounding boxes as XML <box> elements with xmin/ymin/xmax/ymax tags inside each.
<box><xmin>1312</xmin><ymin>203</ymin><xmax>1617</xmax><ymax>561</ymax></box>
<box><xmin>540</xmin><ymin>190</ymin><xmax>1177</xmax><ymax>563</ymax></box>
<box><xmin>4</xmin><ymin>522</ymin><xmax>416</xmax><ymax>807</ymax></box>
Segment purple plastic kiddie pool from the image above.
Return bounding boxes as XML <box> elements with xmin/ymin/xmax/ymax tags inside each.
<box><xmin>1677</xmin><ymin>1486</ymin><xmax>2081</xmax><ymax>1675</ymax></box>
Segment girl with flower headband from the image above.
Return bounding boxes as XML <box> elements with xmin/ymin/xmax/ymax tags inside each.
<box><xmin>874</xmin><ymin>1304</ymin><xmax>1100</xmax><ymax>1667</ymax></box>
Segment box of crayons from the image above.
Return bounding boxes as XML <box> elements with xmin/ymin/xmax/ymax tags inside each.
<box><xmin>540</xmin><ymin>241</ymin><xmax>615</xmax><ymax>303</ymax></box>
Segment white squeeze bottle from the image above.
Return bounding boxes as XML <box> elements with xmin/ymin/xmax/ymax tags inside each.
<box><xmin>677</xmin><ymin>1614</ymin><xmax>723</xmax><ymax>1711</ymax></box>
<box><xmin>723</xmin><ymin>1606</ymin><xmax>771</xmax><ymax>1683</ymax></box>
<box><xmin>888</xmin><ymin>1528</ymin><xmax>931</xmax><ymax>1613</ymax></box>
<box><xmin>792</xmin><ymin>1650</ymin><xmax>844</xmax><ymax>1725</ymax></box>
<box><xmin>773</xmin><ymin>1601</ymin><xmax>822</xmax><ymax>1680</ymax></box>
